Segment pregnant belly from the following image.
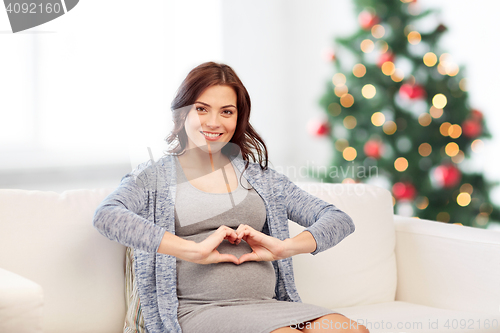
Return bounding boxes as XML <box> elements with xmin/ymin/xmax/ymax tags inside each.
<box><xmin>176</xmin><ymin>239</ymin><xmax>276</xmax><ymax>302</ymax></box>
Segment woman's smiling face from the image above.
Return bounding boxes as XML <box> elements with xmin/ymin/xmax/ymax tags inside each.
<box><xmin>184</xmin><ymin>84</ymin><xmax>238</xmax><ymax>153</ymax></box>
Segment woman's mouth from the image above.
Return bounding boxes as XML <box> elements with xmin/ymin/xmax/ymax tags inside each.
<box><xmin>200</xmin><ymin>131</ymin><xmax>223</xmax><ymax>141</ymax></box>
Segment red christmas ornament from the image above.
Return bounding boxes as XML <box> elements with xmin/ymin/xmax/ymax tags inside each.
<box><xmin>377</xmin><ymin>51</ymin><xmax>395</xmax><ymax>67</ymax></box>
<box><xmin>364</xmin><ymin>140</ymin><xmax>383</xmax><ymax>159</ymax></box>
<box><xmin>323</xmin><ymin>49</ymin><xmax>336</xmax><ymax>62</ymax></box>
<box><xmin>462</xmin><ymin>119</ymin><xmax>482</xmax><ymax>138</ymax></box>
<box><xmin>399</xmin><ymin>83</ymin><xmax>426</xmax><ymax>100</ymax></box>
<box><xmin>433</xmin><ymin>164</ymin><xmax>462</xmax><ymax>189</ymax></box>
<box><xmin>471</xmin><ymin>109</ymin><xmax>483</xmax><ymax>120</ymax></box>
<box><xmin>436</xmin><ymin>23</ymin><xmax>447</xmax><ymax>33</ymax></box>
<box><xmin>358</xmin><ymin>10</ymin><xmax>380</xmax><ymax>30</ymax></box>
<box><xmin>392</xmin><ymin>182</ymin><xmax>417</xmax><ymax>201</ymax></box>
<box><xmin>308</xmin><ymin>119</ymin><xmax>330</xmax><ymax>137</ymax></box>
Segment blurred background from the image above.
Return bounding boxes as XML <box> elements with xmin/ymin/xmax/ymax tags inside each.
<box><xmin>1</xmin><ymin>0</ymin><xmax>499</xmax><ymax>228</ymax></box>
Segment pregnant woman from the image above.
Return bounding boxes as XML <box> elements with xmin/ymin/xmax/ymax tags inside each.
<box><xmin>93</xmin><ymin>62</ymin><xmax>368</xmax><ymax>333</ymax></box>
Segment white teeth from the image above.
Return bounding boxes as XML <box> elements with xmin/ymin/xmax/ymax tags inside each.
<box><xmin>202</xmin><ymin>131</ymin><xmax>222</xmax><ymax>138</ymax></box>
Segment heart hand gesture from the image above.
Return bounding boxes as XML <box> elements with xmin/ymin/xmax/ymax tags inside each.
<box><xmin>189</xmin><ymin>225</ymin><xmax>240</xmax><ymax>265</ymax></box>
<box><xmin>235</xmin><ymin>224</ymin><xmax>290</xmax><ymax>264</ymax></box>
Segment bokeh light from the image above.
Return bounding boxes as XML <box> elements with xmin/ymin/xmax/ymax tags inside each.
<box><xmin>371</xmin><ymin>112</ymin><xmax>385</xmax><ymax>126</ymax></box>
<box><xmin>371</xmin><ymin>24</ymin><xmax>385</xmax><ymax>38</ymax></box>
<box><xmin>432</xmin><ymin>93</ymin><xmax>447</xmax><ymax>108</ymax></box>
<box><xmin>460</xmin><ymin>183</ymin><xmax>473</xmax><ymax>195</ymax></box>
<box><xmin>381</xmin><ymin>62</ymin><xmax>396</xmax><ymax>75</ymax></box>
<box><xmin>437</xmin><ymin>63</ymin><xmax>447</xmax><ymax>75</ymax></box>
<box><xmin>361</xmin><ymin>39</ymin><xmax>375</xmax><ymax>53</ymax></box>
<box><xmin>407</xmin><ymin>31</ymin><xmax>421</xmax><ymax>44</ymax></box>
<box><xmin>446</xmin><ymin>63</ymin><xmax>459</xmax><ymax>76</ymax></box>
<box><xmin>334</xmin><ymin>85</ymin><xmax>348</xmax><ymax>97</ymax></box>
<box><xmin>383</xmin><ymin>121</ymin><xmax>397</xmax><ymax>135</ymax></box>
<box><xmin>416</xmin><ymin>196</ymin><xmax>429</xmax><ymax>210</ymax></box>
<box><xmin>448</xmin><ymin>124</ymin><xmax>462</xmax><ymax>139</ymax></box>
<box><xmin>343</xmin><ymin>115</ymin><xmax>357</xmax><ymax>129</ymax></box>
<box><xmin>440</xmin><ymin>122</ymin><xmax>451</xmax><ymax>136</ymax></box>
<box><xmin>437</xmin><ymin>212</ymin><xmax>450</xmax><ymax>222</ymax></box>
<box><xmin>475</xmin><ymin>212</ymin><xmax>489</xmax><ymax>226</ymax></box>
<box><xmin>451</xmin><ymin>150</ymin><xmax>465</xmax><ymax>163</ymax></box>
<box><xmin>418</xmin><ymin>143</ymin><xmax>432</xmax><ymax>156</ymax></box>
<box><xmin>429</xmin><ymin>106</ymin><xmax>443</xmax><ymax>118</ymax></box>
<box><xmin>423</xmin><ymin>52</ymin><xmax>437</xmax><ymax>66</ymax></box>
<box><xmin>445</xmin><ymin>142</ymin><xmax>459</xmax><ymax>157</ymax></box>
<box><xmin>418</xmin><ymin>113</ymin><xmax>432</xmax><ymax>126</ymax></box>
<box><xmin>394</xmin><ymin>157</ymin><xmax>408</xmax><ymax>171</ymax></box>
<box><xmin>457</xmin><ymin>192</ymin><xmax>471</xmax><ymax>207</ymax></box>
<box><xmin>353</xmin><ymin>64</ymin><xmax>366</xmax><ymax>77</ymax></box>
<box><xmin>343</xmin><ymin>147</ymin><xmax>357</xmax><ymax>161</ymax></box>
<box><xmin>340</xmin><ymin>94</ymin><xmax>354</xmax><ymax>107</ymax></box>
<box><xmin>391</xmin><ymin>69</ymin><xmax>405</xmax><ymax>82</ymax></box>
<box><xmin>439</xmin><ymin>53</ymin><xmax>451</xmax><ymax>63</ymax></box>
<box><xmin>377</xmin><ymin>40</ymin><xmax>389</xmax><ymax>53</ymax></box>
<box><xmin>438</xmin><ymin>53</ymin><xmax>460</xmax><ymax>76</ymax></box>
<box><xmin>471</xmin><ymin>139</ymin><xmax>484</xmax><ymax>152</ymax></box>
<box><xmin>459</xmin><ymin>78</ymin><xmax>467</xmax><ymax>91</ymax></box>
<box><xmin>362</xmin><ymin>84</ymin><xmax>376</xmax><ymax>99</ymax></box>
<box><xmin>332</xmin><ymin>73</ymin><xmax>346</xmax><ymax>86</ymax></box>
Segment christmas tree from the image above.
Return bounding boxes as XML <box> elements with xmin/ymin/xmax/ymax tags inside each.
<box><xmin>312</xmin><ymin>0</ymin><xmax>500</xmax><ymax>228</ymax></box>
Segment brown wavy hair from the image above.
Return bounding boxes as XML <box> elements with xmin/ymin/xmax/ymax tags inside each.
<box><xmin>164</xmin><ymin>62</ymin><xmax>269</xmax><ymax>173</ymax></box>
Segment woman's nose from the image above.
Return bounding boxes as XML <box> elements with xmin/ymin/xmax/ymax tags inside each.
<box><xmin>205</xmin><ymin>112</ymin><xmax>221</xmax><ymax>128</ymax></box>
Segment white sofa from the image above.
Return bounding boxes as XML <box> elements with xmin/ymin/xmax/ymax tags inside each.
<box><xmin>0</xmin><ymin>183</ymin><xmax>499</xmax><ymax>333</ymax></box>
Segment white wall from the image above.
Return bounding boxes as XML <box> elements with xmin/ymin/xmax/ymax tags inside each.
<box><xmin>0</xmin><ymin>0</ymin><xmax>224</xmax><ymax>191</ymax></box>
<box><xmin>221</xmin><ymin>0</ymin><xmax>357</xmax><ymax>173</ymax></box>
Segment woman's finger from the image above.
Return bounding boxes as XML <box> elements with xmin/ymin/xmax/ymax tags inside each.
<box><xmin>224</xmin><ymin>228</ymin><xmax>238</xmax><ymax>244</ymax></box>
<box><xmin>221</xmin><ymin>227</ymin><xmax>239</xmax><ymax>246</ymax></box>
<box><xmin>237</xmin><ymin>224</ymin><xmax>257</xmax><ymax>239</ymax></box>
<box><xmin>235</xmin><ymin>224</ymin><xmax>250</xmax><ymax>244</ymax></box>
<box><xmin>238</xmin><ymin>251</ymin><xmax>261</xmax><ymax>264</ymax></box>
<box><xmin>217</xmin><ymin>253</ymin><xmax>240</xmax><ymax>265</ymax></box>
<box><xmin>240</xmin><ymin>228</ymin><xmax>267</xmax><ymax>245</ymax></box>
<box><xmin>203</xmin><ymin>226</ymin><xmax>235</xmax><ymax>250</ymax></box>
<box><xmin>235</xmin><ymin>224</ymin><xmax>247</xmax><ymax>238</ymax></box>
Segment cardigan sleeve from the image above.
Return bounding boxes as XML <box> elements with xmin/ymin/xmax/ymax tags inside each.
<box><xmin>278</xmin><ymin>172</ymin><xmax>355</xmax><ymax>255</ymax></box>
<box><xmin>92</xmin><ymin>159</ymin><xmax>167</xmax><ymax>254</ymax></box>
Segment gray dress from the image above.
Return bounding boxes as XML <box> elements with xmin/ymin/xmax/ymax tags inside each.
<box><xmin>174</xmin><ymin>156</ymin><xmax>339</xmax><ymax>333</ymax></box>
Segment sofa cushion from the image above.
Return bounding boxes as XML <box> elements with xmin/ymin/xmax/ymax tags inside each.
<box><xmin>394</xmin><ymin>215</ymin><xmax>500</xmax><ymax>314</ymax></box>
<box><xmin>334</xmin><ymin>301</ymin><xmax>500</xmax><ymax>333</ymax></box>
<box><xmin>0</xmin><ymin>188</ymin><xmax>124</xmax><ymax>333</ymax></box>
<box><xmin>0</xmin><ymin>268</ymin><xmax>43</xmax><ymax>333</ymax></box>
<box><xmin>288</xmin><ymin>183</ymin><xmax>397</xmax><ymax>309</ymax></box>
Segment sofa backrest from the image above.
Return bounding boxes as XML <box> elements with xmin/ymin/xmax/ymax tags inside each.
<box><xmin>0</xmin><ymin>188</ymin><xmax>123</xmax><ymax>333</ymax></box>
<box><xmin>288</xmin><ymin>182</ymin><xmax>397</xmax><ymax>309</ymax></box>
<box><xmin>0</xmin><ymin>182</ymin><xmax>396</xmax><ymax>332</ymax></box>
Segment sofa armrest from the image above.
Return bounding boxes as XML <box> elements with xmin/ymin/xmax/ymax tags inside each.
<box><xmin>0</xmin><ymin>268</ymin><xmax>43</xmax><ymax>333</ymax></box>
<box><xmin>394</xmin><ymin>215</ymin><xmax>500</xmax><ymax>314</ymax></box>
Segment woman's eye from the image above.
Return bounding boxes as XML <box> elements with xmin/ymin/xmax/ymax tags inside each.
<box><xmin>195</xmin><ymin>106</ymin><xmax>233</xmax><ymax>115</ymax></box>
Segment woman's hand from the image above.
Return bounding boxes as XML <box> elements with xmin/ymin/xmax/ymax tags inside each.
<box><xmin>185</xmin><ymin>225</ymin><xmax>240</xmax><ymax>265</ymax></box>
<box><xmin>235</xmin><ymin>224</ymin><xmax>291</xmax><ymax>264</ymax></box>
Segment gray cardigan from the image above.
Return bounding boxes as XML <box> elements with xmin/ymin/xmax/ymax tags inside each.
<box><xmin>93</xmin><ymin>153</ymin><xmax>355</xmax><ymax>333</ymax></box>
